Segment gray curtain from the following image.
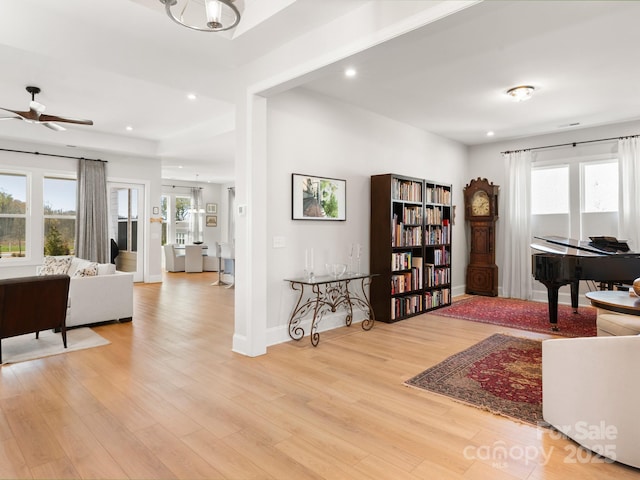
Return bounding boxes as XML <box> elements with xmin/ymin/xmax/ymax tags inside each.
<box><xmin>76</xmin><ymin>159</ymin><xmax>108</xmax><ymax>262</ymax></box>
<box><xmin>228</xmin><ymin>186</ymin><xmax>235</xmax><ymax>244</ymax></box>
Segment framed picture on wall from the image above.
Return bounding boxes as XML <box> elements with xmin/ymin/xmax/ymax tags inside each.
<box><xmin>291</xmin><ymin>173</ymin><xmax>346</xmax><ymax>221</ymax></box>
<box><xmin>206</xmin><ymin>215</ymin><xmax>217</xmax><ymax>227</ymax></box>
<box><xmin>206</xmin><ymin>203</ymin><xmax>217</xmax><ymax>214</ymax></box>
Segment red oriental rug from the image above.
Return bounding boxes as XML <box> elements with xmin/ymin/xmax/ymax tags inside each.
<box><xmin>435</xmin><ymin>296</ymin><xmax>596</xmax><ymax>337</ymax></box>
<box><xmin>405</xmin><ymin>334</ymin><xmax>544</xmax><ymax>426</ymax></box>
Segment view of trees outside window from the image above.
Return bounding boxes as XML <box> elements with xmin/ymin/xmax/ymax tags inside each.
<box><xmin>175</xmin><ymin>196</ymin><xmax>191</xmax><ymax>221</ymax></box>
<box><xmin>161</xmin><ymin>195</ymin><xmax>168</xmax><ymax>245</ymax></box>
<box><xmin>174</xmin><ymin>195</ymin><xmax>190</xmax><ymax>245</ymax></box>
<box><xmin>0</xmin><ymin>173</ymin><xmax>27</xmax><ymax>258</ymax></box>
<box><xmin>44</xmin><ymin>177</ymin><xmax>76</xmax><ymax>255</ymax></box>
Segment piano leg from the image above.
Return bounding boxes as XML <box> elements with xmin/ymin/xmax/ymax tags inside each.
<box><xmin>541</xmin><ymin>281</ymin><xmax>560</xmax><ymax>331</ymax></box>
<box><xmin>570</xmin><ymin>281</ymin><xmax>579</xmax><ymax>314</ymax></box>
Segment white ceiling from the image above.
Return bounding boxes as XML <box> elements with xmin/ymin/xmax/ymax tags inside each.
<box><xmin>1</xmin><ymin>1</ymin><xmax>639</xmax><ymax>183</ymax></box>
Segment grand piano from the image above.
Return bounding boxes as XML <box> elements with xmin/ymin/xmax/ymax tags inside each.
<box><xmin>531</xmin><ymin>236</ymin><xmax>640</xmax><ymax>330</ymax></box>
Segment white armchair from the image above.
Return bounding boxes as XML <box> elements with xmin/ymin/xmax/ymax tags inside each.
<box><xmin>542</xmin><ymin>335</ymin><xmax>640</xmax><ymax>468</ymax></box>
<box><xmin>164</xmin><ymin>244</ymin><xmax>185</xmax><ymax>272</ymax></box>
<box><xmin>185</xmin><ymin>245</ymin><xmax>204</xmax><ymax>273</ymax></box>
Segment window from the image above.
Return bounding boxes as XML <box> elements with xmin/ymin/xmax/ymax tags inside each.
<box><xmin>583</xmin><ymin>161</ymin><xmax>618</xmax><ymax>212</ymax></box>
<box><xmin>531</xmin><ymin>157</ymin><xmax>619</xmax><ymax>241</ymax></box>
<box><xmin>175</xmin><ymin>196</ymin><xmax>191</xmax><ymax>222</ymax></box>
<box><xmin>115</xmin><ymin>188</ymin><xmax>138</xmax><ymax>252</ymax></box>
<box><xmin>0</xmin><ymin>173</ymin><xmax>28</xmax><ymax>258</ymax></box>
<box><xmin>43</xmin><ymin>177</ymin><xmax>76</xmax><ymax>255</ymax></box>
<box><xmin>161</xmin><ymin>195</ymin><xmax>168</xmax><ymax>245</ymax></box>
<box><xmin>174</xmin><ymin>195</ymin><xmax>190</xmax><ymax>245</ymax></box>
<box><xmin>531</xmin><ymin>166</ymin><xmax>569</xmax><ymax>215</ymax></box>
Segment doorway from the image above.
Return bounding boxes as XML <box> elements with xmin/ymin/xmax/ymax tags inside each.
<box><xmin>109</xmin><ymin>182</ymin><xmax>144</xmax><ymax>282</ymax></box>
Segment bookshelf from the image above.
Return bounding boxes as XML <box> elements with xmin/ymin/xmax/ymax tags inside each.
<box><xmin>370</xmin><ymin>174</ymin><xmax>452</xmax><ymax>323</ymax></box>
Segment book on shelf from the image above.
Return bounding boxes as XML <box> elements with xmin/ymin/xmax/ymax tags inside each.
<box><xmin>391</xmin><ymin>272</ymin><xmax>413</xmax><ymax>294</ymax></box>
<box><xmin>391</xmin><ymin>294</ymin><xmax>423</xmax><ymax>320</ymax></box>
<box><xmin>411</xmin><ymin>256</ymin><xmax>423</xmax><ymax>289</ymax></box>
<box><xmin>392</xmin><ymin>251</ymin><xmax>413</xmax><ymax>271</ymax></box>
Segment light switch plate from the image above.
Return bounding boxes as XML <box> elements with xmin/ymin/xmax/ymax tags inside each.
<box><xmin>273</xmin><ymin>236</ymin><xmax>286</xmax><ymax>248</ymax></box>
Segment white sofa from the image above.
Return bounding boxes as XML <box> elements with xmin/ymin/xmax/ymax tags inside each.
<box><xmin>38</xmin><ymin>256</ymin><xmax>134</xmax><ymax>328</ymax></box>
<box><xmin>542</xmin><ymin>335</ymin><xmax>640</xmax><ymax>468</ymax></box>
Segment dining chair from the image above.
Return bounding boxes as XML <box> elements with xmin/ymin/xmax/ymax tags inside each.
<box><xmin>164</xmin><ymin>244</ymin><xmax>185</xmax><ymax>272</ymax></box>
<box><xmin>185</xmin><ymin>245</ymin><xmax>204</xmax><ymax>273</ymax></box>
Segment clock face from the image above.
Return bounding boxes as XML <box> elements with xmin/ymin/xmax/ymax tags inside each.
<box><xmin>471</xmin><ymin>191</ymin><xmax>490</xmax><ymax>216</ymax></box>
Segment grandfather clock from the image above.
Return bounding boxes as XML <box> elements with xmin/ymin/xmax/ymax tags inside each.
<box><xmin>463</xmin><ymin>178</ymin><xmax>499</xmax><ymax>296</ymax></box>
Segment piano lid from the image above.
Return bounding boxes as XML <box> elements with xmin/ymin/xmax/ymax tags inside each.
<box><xmin>532</xmin><ymin>236</ymin><xmax>609</xmax><ymax>256</ymax></box>
<box><xmin>532</xmin><ymin>236</ymin><xmax>637</xmax><ymax>256</ymax></box>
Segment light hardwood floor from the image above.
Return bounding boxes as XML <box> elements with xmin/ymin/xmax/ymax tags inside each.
<box><xmin>1</xmin><ymin>272</ymin><xmax>638</xmax><ymax>479</ymax></box>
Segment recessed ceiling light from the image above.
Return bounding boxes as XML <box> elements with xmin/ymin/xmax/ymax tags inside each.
<box><xmin>506</xmin><ymin>85</ymin><xmax>535</xmax><ymax>102</ymax></box>
<box><xmin>125</xmin><ymin>125</ymin><xmax>133</xmax><ymax>131</ymax></box>
<box><xmin>187</xmin><ymin>93</ymin><xmax>197</xmax><ymax>100</ymax></box>
<box><xmin>486</xmin><ymin>131</ymin><xmax>495</xmax><ymax>137</ymax></box>
<box><xmin>345</xmin><ymin>68</ymin><xmax>357</xmax><ymax>78</ymax></box>
<box><xmin>178</xmin><ymin>165</ymin><xmax>183</xmax><ymax>169</ymax></box>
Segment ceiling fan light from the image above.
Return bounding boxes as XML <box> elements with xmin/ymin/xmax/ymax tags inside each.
<box><xmin>159</xmin><ymin>0</ymin><xmax>240</xmax><ymax>32</ymax></box>
<box><xmin>205</xmin><ymin>0</ymin><xmax>223</xmax><ymax>29</ymax></box>
<box><xmin>506</xmin><ymin>85</ymin><xmax>535</xmax><ymax>102</ymax></box>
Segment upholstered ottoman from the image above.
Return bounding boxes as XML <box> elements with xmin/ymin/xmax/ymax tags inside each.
<box><xmin>597</xmin><ymin>312</ymin><xmax>640</xmax><ymax>336</ymax></box>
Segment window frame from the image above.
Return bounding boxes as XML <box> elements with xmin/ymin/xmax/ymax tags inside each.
<box><xmin>43</xmin><ymin>175</ymin><xmax>77</xmax><ymax>256</ymax></box>
<box><xmin>0</xmin><ymin>170</ymin><xmax>31</xmax><ymax>262</ymax></box>
<box><xmin>531</xmin><ymin>153</ymin><xmax>619</xmax><ymax>241</ymax></box>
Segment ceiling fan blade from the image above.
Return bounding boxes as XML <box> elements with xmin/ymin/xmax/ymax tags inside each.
<box><xmin>39</xmin><ymin>114</ymin><xmax>93</xmax><ymax>126</ymax></box>
<box><xmin>1</xmin><ymin>106</ymin><xmax>40</xmax><ymax>122</ymax></box>
<box><xmin>41</xmin><ymin>122</ymin><xmax>66</xmax><ymax>132</ymax></box>
<box><xmin>0</xmin><ymin>106</ymin><xmax>30</xmax><ymax>117</ymax></box>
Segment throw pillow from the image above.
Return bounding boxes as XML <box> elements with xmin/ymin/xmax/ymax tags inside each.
<box><xmin>39</xmin><ymin>256</ymin><xmax>72</xmax><ymax>276</ymax></box>
<box><xmin>97</xmin><ymin>263</ymin><xmax>116</xmax><ymax>275</ymax></box>
<box><xmin>68</xmin><ymin>258</ymin><xmax>91</xmax><ymax>277</ymax></box>
<box><xmin>72</xmin><ymin>262</ymin><xmax>99</xmax><ymax>277</ymax></box>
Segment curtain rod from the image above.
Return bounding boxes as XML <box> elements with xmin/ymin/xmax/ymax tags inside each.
<box><xmin>0</xmin><ymin>147</ymin><xmax>107</xmax><ymax>162</ymax></box>
<box><xmin>162</xmin><ymin>184</ymin><xmax>203</xmax><ymax>189</ymax></box>
<box><xmin>501</xmin><ymin>134</ymin><xmax>639</xmax><ymax>155</ymax></box>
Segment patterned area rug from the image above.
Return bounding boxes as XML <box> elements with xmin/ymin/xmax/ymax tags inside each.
<box><xmin>406</xmin><ymin>334</ymin><xmax>543</xmax><ymax>426</ymax></box>
<box><xmin>435</xmin><ymin>295</ymin><xmax>596</xmax><ymax>337</ymax></box>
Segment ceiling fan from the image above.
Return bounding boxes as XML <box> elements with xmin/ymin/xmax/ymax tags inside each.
<box><xmin>0</xmin><ymin>86</ymin><xmax>93</xmax><ymax>131</ymax></box>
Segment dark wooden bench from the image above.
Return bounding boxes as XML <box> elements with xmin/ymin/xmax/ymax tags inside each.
<box><xmin>0</xmin><ymin>275</ymin><xmax>70</xmax><ymax>363</ymax></box>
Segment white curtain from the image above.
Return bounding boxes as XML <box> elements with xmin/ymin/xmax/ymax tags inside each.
<box><xmin>502</xmin><ymin>150</ymin><xmax>533</xmax><ymax>299</ymax></box>
<box><xmin>618</xmin><ymin>137</ymin><xmax>640</xmax><ymax>253</ymax></box>
<box><xmin>76</xmin><ymin>159</ymin><xmax>109</xmax><ymax>263</ymax></box>
<box><xmin>189</xmin><ymin>187</ymin><xmax>204</xmax><ymax>243</ymax></box>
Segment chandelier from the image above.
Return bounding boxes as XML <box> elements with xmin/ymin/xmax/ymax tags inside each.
<box><xmin>158</xmin><ymin>0</ymin><xmax>240</xmax><ymax>32</ymax></box>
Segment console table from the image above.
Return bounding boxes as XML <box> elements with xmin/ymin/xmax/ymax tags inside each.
<box><xmin>284</xmin><ymin>273</ymin><xmax>377</xmax><ymax>346</ymax></box>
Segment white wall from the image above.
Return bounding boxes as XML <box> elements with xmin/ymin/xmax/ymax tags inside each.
<box><xmin>265</xmin><ymin>88</ymin><xmax>468</xmax><ymax>345</ymax></box>
<box><xmin>468</xmin><ymin>119</ymin><xmax>640</xmax><ymax>303</ymax></box>
<box><xmin>0</xmin><ymin>138</ymin><xmax>162</xmax><ymax>281</ymax></box>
